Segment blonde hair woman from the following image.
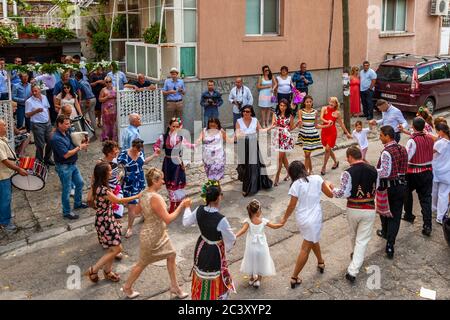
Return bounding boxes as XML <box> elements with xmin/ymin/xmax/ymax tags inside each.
<box><xmin>121</xmin><ymin>167</ymin><xmax>191</xmax><ymax>299</ymax></box>
<box><xmin>320</xmin><ymin>97</ymin><xmax>352</xmax><ymax>175</ymax></box>
<box><xmin>350</xmin><ymin>66</ymin><xmax>361</xmax><ymax>117</ymax></box>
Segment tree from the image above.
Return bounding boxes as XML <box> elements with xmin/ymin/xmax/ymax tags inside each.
<box><xmin>342</xmin><ymin>0</ymin><xmax>351</xmax><ymax>130</ymax></box>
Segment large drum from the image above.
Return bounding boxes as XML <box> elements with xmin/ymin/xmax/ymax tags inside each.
<box><xmin>71</xmin><ymin>116</ymin><xmax>94</xmax><ymax>139</ymax></box>
<box><xmin>11</xmin><ymin>157</ymin><xmax>48</xmax><ymax>191</ymax></box>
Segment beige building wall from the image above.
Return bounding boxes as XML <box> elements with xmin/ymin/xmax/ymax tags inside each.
<box><xmin>366</xmin><ymin>0</ymin><xmax>442</xmax><ymax>66</ymax></box>
<box><xmin>197</xmin><ymin>0</ymin><xmax>369</xmax><ymax>79</ymax></box>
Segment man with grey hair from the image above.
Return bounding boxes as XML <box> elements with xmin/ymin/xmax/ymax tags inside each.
<box><xmin>121</xmin><ymin>113</ymin><xmax>142</xmax><ymax>149</ymax></box>
<box><xmin>125</xmin><ymin>74</ymin><xmax>156</xmax><ymax>91</ymax></box>
<box><xmin>0</xmin><ymin>119</ymin><xmax>28</xmax><ymax>232</ymax></box>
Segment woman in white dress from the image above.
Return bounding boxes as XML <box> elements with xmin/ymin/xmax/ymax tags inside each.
<box><xmin>54</xmin><ymin>83</ymin><xmax>82</xmax><ymax>119</ymax></box>
<box><xmin>236</xmin><ymin>199</ymin><xmax>282</xmax><ymax>288</ymax></box>
<box><xmin>280</xmin><ymin>160</ymin><xmax>334</xmax><ymax>288</ymax></box>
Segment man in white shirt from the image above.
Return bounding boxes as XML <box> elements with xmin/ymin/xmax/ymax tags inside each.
<box><xmin>369</xmin><ymin>99</ymin><xmax>408</xmax><ymax>143</ymax></box>
<box><xmin>228</xmin><ymin>77</ymin><xmax>253</xmax><ymax>132</ymax></box>
<box><xmin>25</xmin><ymin>85</ymin><xmax>54</xmax><ymax>165</ymax></box>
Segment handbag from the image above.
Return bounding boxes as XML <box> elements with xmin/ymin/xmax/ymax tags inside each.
<box><xmin>87</xmin><ymin>187</ymin><xmax>95</xmax><ymax>208</ymax></box>
<box><xmin>270</xmin><ymin>95</ymin><xmax>278</xmax><ymax>104</ymax></box>
<box><xmin>375</xmin><ymin>188</ymin><xmax>393</xmax><ymax>218</ymax></box>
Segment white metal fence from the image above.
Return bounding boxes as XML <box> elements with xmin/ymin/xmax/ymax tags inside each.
<box><xmin>116</xmin><ymin>88</ymin><xmax>164</xmax><ymax>146</ymax></box>
<box><xmin>0</xmin><ymin>100</ymin><xmax>15</xmax><ymax>148</ymax></box>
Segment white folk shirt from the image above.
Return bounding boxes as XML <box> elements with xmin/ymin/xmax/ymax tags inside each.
<box><xmin>25</xmin><ymin>95</ymin><xmax>50</xmax><ymax>123</ymax></box>
<box><xmin>183</xmin><ymin>206</ymin><xmax>236</xmax><ymax>253</ymax></box>
<box><xmin>433</xmin><ymin>138</ymin><xmax>450</xmax><ymax>184</ymax></box>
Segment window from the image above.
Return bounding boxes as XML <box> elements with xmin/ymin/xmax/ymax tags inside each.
<box><xmin>430</xmin><ymin>63</ymin><xmax>449</xmax><ymax>80</ymax></box>
<box><xmin>377</xmin><ymin>66</ymin><xmax>412</xmax><ymax>83</ymax></box>
<box><xmin>418</xmin><ymin>66</ymin><xmax>431</xmax><ymax>83</ymax></box>
<box><xmin>382</xmin><ymin>0</ymin><xmax>407</xmax><ymax>32</ymax></box>
<box><xmin>246</xmin><ymin>0</ymin><xmax>280</xmax><ymax>35</ymax></box>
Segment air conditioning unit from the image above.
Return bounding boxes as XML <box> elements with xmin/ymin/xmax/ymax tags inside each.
<box><xmin>430</xmin><ymin>0</ymin><xmax>449</xmax><ymax>16</ymax></box>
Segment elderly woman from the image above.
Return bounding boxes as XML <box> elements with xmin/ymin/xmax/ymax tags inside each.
<box><xmin>118</xmin><ymin>138</ymin><xmax>158</xmax><ymax>238</ymax></box>
<box><xmin>183</xmin><ymin>181</ymin><xmax>236</xmax><ymax>300</ymax></box>
<box><xmin>121</xmin><ymin>167</ymin><xmax>191</xmax><ymax>299</ymax></box>
<box><xmin>98</xmin><ymin>76</ymin><xmax>117</xmax><ymax>141</ymax></box>
<box><xmin>236</xmin><ymin>105</ymin><xmax>273</xmax><ymax>197</ymax></box>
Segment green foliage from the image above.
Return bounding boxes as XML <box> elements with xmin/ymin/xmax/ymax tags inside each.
<box><xmin>18</xmin><ymin>24</ymin><xmax>43</xmax><ymax>36</ymax></box>
<box><xmin>7</xmin><ymin>0</ymin><xmax>30</xmax><ymax>10</ymax></box>
<box><xmin>143</xmin><ymin>23</ymin><xmax>166</xmax><ymax>44</ymax></box>
<box><xmin>92</xmin><ymin>32</ymin><xmax>110</xmax><ymax>60</ymax></box>
<box><xmin>0</xmin><ymin>25</ymin><xmax>16</xmax><ymax>47</ymax></box>
<box><xmin>44</xmin><ymin>27</ymin><xmax>76</xmax><ymax>42</ymax></box>
<box><xmin>112</xmin><ymin>14</ymin><xmax>127</xmax><ymax>38</ymax></box>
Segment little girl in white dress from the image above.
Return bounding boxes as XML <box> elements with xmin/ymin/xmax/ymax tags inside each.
<box><xmin>236</xmin><ymin>199</ymin><xmax>283</xmax><ymax>288</ymax></box>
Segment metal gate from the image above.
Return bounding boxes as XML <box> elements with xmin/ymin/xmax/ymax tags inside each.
<box><xmin>0</xmin><ymin>100</ymin><xmax>15</xmax><ymax>148</ymax></box>
<box><xmin>117</xmin><ymin>88</ymin><xmax>165</xmax><ymax>146</ymax></box>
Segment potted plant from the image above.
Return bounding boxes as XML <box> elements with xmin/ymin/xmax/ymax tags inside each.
<box><xmin>18</xmin><ymin>24</ymin><xmax>43</xmax><ymax>39</ymax></box>
<box><xmin>44</xmin><ymin>27</ymin><xmax>76</xmax><ymax>42</ymax></box>
<box><xmin>143</xmin><ymin>23</ymin><xmax>166</xmax><ymax>44</ymax></box>
<box><xmin>0</xmin><ymin>25</ymin><xmax>17</xmax><ymax>46</ymax></box>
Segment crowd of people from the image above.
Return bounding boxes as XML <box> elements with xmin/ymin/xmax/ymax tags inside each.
<box><xmin>1</xmin><ymin>57</ymin><xmax>449</xmax><ymax>301</ymax></box>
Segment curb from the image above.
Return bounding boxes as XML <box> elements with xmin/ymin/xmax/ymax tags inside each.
<box><xmin>0</xmin><ymin>174</ymin><xmax>238</xmax><ymax>258</ymax></box>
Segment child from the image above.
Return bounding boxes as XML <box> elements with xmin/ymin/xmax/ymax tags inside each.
<box><xmin>236</xmin><ymin>199</ymin><xmax>283</xmax><ymax>288</ymax></box>
<box><xmin>352</xmin><ymin>121</ymin><xmax>372</xmax><ymax>161</ymax></box>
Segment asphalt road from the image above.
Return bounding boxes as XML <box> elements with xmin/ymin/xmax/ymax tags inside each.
<box><xmin>0</xmin><ymin>127</ymin><xmax>449</xmax><ymax>300</ymax></box>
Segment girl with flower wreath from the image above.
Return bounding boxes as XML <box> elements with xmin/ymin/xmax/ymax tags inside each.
<box><xmin>182</xmin><ymin>180</ymin><xmax>237</xmax><ymax>300</ymax></box>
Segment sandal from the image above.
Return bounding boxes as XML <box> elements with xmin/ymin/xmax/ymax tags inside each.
<box><xmin>320</xmin><ymin>169</ymin><xmax>326</xmax><ymax>176</ymax></box>
<box><xmin>115</xmin><ymin>252</ymin><xmax>124</xmax><ymax>260</ymax></box>
<box><xmin>103</xmin><ymin>270</ymin><xmax>121</xmax><ymax>282</ymax></box>
<box><xmin>332</xmin><ymin>161</ymin><xmax>340</xmax><ymax>170</ymax></box>
<box><xmin>124</xmin><ymin>228</ymin><xmax>133</xmax><ymax>239</ymax></box>
<box><xmin>290</xmin><ymin>277</ymin><xmax>302</xmax><ymax>289</ymax></box>
<box><xmin>283</xmin><ymin>176</ymin><xmax>290</xmax><ymax>182</ymax></box>
<box><xmin>317</xmin><ymin>261</ymin><xmax>325</xmax><ymax>274</ymax></box>
<box><xmin>85</xmin><ymin>266</ymin><xmax>99</xmax><ymax>283</ymax></box>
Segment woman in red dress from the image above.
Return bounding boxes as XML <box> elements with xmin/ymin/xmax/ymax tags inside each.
<box><xmin>350</xmin><ymin>66</ymin><xmax>361</xmax><ymax>116</ymax></box>
<box><xmin>320</xmin><ymin>97</ymin><xmax>352</xmax><ymax>175</ymax></box>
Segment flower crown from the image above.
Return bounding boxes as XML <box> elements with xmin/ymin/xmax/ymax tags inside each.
<box><xmin>200</xmin><ymin>179</ymin><xmax>221</xmax><ymax>203</ymax></box>
<box><xmin>172</xmin><ymin>117</ymin><xmax>183</xmax><ymax>128</ymax></box>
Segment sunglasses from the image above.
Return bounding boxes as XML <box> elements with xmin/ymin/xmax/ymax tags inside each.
<box><xmin>243</xmin><ymin>110</ymin><xmax>251</xmax><ymax>113</ymax></box>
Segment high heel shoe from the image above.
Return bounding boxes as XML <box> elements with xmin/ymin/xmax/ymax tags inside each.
<box><xmin>317</xmin><ymin>261</ymin><xmax>325</xmax><ymax>274</ymax></box>
<box><xmin>170</xmin><ymin>289</ymin><xmax>189</xmax><ymax>300</ymax></box>
<box><xmin>121</xmin><ymin>287</ymin><xmax>140</xmax><ymax>299</ymax></box>
<box><xmin>290</xmin><ymin>277</ymin><xmax>302</xmax><ymax>289</ymax></box>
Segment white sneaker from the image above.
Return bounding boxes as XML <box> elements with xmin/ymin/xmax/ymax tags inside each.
<box><xmin>253</xmin><ymin>280</ymin><xmax>261</xmax><ymax>288</ymax></box>
<box><xmin>70</xmin><ymin>189</ymin><xmax>75</xmax><ymax>197</ymax></box>
<box><xmin>436</xmin><ymin>218</ymin><xmax>443</xmax><ymax>225</ymax></box>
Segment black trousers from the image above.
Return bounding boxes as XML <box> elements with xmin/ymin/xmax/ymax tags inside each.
<box><xmin>380</xmin><ymin>184</ymin><xmax>407</xmax><ymax>245</ymax></box>
<box><xmin>360</xmin><ymin>89</ymin><xmax>374</xmax><ymax>120</ymax></box>
<box><xmin>404</xmin><ymin>171</ymin><xmax>433</xmax><ymax>228</ymax></box>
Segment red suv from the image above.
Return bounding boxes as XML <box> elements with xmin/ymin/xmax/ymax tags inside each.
<box><xmin>374</xmin><ymin>55</ymin><xmax>450</xmax><ymax>114</ymax></box>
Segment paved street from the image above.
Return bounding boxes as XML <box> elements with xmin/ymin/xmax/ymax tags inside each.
<box><xmin>0</xmin><ymin>111</ymin><xmax>449</xmax><ymax>300</ymax></box>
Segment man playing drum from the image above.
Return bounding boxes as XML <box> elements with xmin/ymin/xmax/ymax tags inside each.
<box><xmin>0</xmin><ymin>119</ymin><xmax>28</xmax><ymax>232</ymax></box>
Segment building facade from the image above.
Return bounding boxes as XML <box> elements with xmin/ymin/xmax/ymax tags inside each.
<box><xmin>112</xmin><ymin>0</ymin><xmax>445</xmax><ymax>131</ymax></box>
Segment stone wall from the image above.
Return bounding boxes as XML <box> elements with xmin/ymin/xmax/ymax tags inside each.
<box><xmin>178</xmin><ymin>68</ymin><xmax>344</xmax><ymax>133</ymax></box>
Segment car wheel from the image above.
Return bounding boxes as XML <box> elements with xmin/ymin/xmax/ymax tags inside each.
<box><xmin>424</xmin><ymin>98</ymin><xmax>435</xmax><ymax>114</ymax></box>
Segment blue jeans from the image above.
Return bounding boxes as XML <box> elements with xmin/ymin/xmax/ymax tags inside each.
<box><xmin>0</xmin><ymin>178</ymin><xmax>12</xmax><ymax>225</ymax></box>
<box><xmin>203</xmin><ymin>107</ymin><xmax>219</xmax><ymax>127</ymax></box>
<box><xmin>55</xmin><ymin>163</ymin><xmax>84</xmax><ymax>215</ymax></box>
<box><xmin>0</xmin><ymin>92</ymin><xmax>8</xmax><ymax>100</ymax></box>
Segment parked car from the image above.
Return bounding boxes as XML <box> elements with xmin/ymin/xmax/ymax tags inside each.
<box><xmin>374</xmin><ymin>55</ymin><xmax>450</xmax><ymax>114</ymax></box>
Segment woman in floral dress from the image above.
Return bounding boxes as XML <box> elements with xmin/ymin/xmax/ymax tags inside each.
<box><xmin>85</xmin><ymin>162</ymin><xmax>140</xmax><ymax>284</ymax></box>
<box><xmin>98</xmin><ymin>76</ymin><xmax>117</xmax><ymax>141</ymax></box>
<box><xmin>271</xmin><ymin>99</ymin><xmax>295</xmax><ymax>186</ymax></box>
<box><xmin>196</xmin><ymin>118</ymin><xmax>228</xmax><ymax>181</ymax></box>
